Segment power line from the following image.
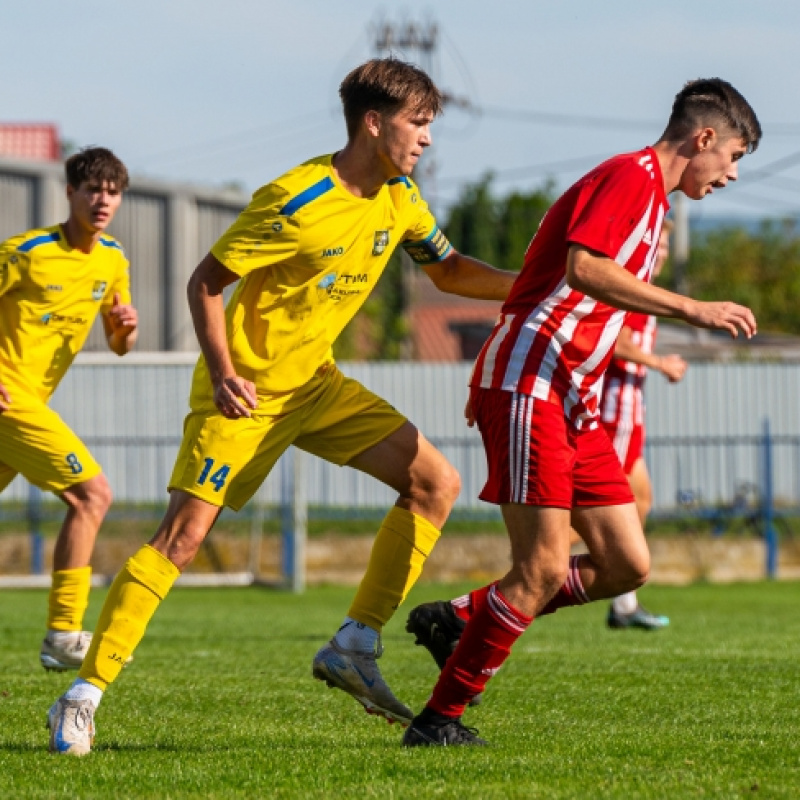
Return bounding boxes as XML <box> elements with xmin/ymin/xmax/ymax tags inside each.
<box><xmin>475</xmin><ymin>104</ymin><xmax>800</xmax><ymax>137</ymax></box>
<box><xmin>438</xmin><ymin>152</ymin><xmax>613</xmax><ymax>187</ymax></box>
<box><xmin>132</xmin><ymin>111</ymin><xmax>330</xmax><ymax>164</ymax></box>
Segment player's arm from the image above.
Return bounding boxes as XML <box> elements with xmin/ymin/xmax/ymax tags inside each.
<box><xmin>566</xmin><ymin>245</ymin><xmax>757</xmax><ymax>339</ymax></box>
<box><xmin>614</xmin><ymin>327</ymin><xmax>688</xmax><ymax>383</ymax></box>
<box><xmin>102</xmin><ymin>294</ymin><xmax>139</xmax><ymax>355</ymax></box>
<box><xmin>187</xmin><ymin>253</ymin><xmax>257</xmax><ymax>418</ymax></box>
<box><xmin>422</xmin><ymin>250</ymin><xmax>516</xmax><ymax>301</ymax></box>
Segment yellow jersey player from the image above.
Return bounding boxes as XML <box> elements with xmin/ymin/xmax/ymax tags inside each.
<box><xmin>0</xmin><ymin>147</ymin><xmax>138</xmax><ymax>673</ymax></box>
<box><xmin>47</xmin><ymin>58</ymin><xmax>517</xmax><ymax>755</ymax></box>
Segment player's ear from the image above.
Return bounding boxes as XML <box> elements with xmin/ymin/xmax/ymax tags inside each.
<box><xmin>695</xmin><ymin>127</ymin><xmax>716</xmax><ymax>153</ymax></box>
<box><xmin>364</xmin><ymin>110</ymin><xmax>382</xmax><ymax>138</ymax></box>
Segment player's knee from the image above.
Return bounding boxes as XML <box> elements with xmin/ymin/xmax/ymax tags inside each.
<box><xmin>615</xmin><ymin>549</ymin><xmax>650</xmax><ymax>592</ymax></box>
<box><xmin>63</xmin><ymin>475</ymin><xmax>113</xmax><ymax>519</ymax></box>
<box><xmin>414</xmin><ymin>461</ymin><xmax>461</xmax><ymax>510</ymax></box>
<box><xmin>516</xmin><ymin>551</ymin><xmax>568</xmax><ymax>597</ymax></box>
<box><xmin>88</xmin><ymin>475</ymin><xmax>114</xmax><ymax>515</ymax></box>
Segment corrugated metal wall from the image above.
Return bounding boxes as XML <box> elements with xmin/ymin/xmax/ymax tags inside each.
<box><xmin>0</xmin><ymin>170</ymin><xmax>37</xmax><ymax>240</ymax></box>
<box><xmin>2</xmin><ymin>359</ymin><xmax>799</xmax><ymax>515</ymax></box>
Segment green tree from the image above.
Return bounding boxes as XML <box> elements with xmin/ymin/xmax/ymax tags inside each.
<box><xmin>444</xmin><ymin>174</ymin><xmax>556</xmax><ymax>272</ymax></box>
<box><xmin>661</xmin><ymin>220</ymin><xmax>800</xmax><ymax>335</ymax></box>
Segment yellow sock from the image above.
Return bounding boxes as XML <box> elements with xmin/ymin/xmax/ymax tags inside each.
<box><xmin>347</xmin><ymin>507</ymin><xmax>441</xmax><ymax>630</ymax></box>
<box><xmin>48</xmin><ymin>566</ymin><xmax>92</xmax><ymax>631</ymax></box>
<box><xmin>78</xmin><ymin>544</ymin><xmax>180</xmax><ymax>690</ymax></box>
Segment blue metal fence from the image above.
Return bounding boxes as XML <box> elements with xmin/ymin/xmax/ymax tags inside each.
<box><xmin>4</xmin><ymin>420</ymin><xmax>793</xmax><ymax>581</ymax></box>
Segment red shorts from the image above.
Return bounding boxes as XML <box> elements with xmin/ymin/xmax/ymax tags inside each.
<box><xmin>472</xmin><ymin>387</ymin><xmax>634</xmax><ymax>509</ymax></box>
<box><xmin>600</xmin><ymin>419</ymin><xmax>645</xmax><ymax>475</ymax></box>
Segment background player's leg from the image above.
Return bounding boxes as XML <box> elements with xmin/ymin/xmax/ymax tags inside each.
<box><xmin>627</xmin><ymin>457</ymin><xmax>653</xmax><ymax>526</ymax></box>
<box><xmin>41</xmin><ymin>474</ymin><xmax>113</xmax><ymax>672</ymax></box>
<box><xmin>608</xmin><ymin>458</ymin><xmax>668</xmax><ymax>629</ymax></box>
<box><xmin>55</xmin><ymin>474</ymin><xmax>113</xmax><ymax>570</ymax></box>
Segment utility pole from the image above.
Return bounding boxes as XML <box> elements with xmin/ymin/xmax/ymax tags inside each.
<box><xmin>372</xmin><ymin>19</ymin><xmax>473</xmax><ymax>357</ymax></box>
<box><xmin>672</xmin><ymin>192</ymin><xmax>690</xmax><ymax>296</ymax></box>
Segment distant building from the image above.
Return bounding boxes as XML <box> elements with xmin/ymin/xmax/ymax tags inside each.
<box><xmin>0</xmin><ymin>124</ymin><xmax>59</xmax><ymax>161</ymax></box>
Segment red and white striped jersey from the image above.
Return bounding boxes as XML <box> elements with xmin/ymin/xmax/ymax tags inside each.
<box><xmin>600</xmin><ymin>311</ymin><xmax>656</xmax><ymax>432</ymax></box>
<box><xmin>471</xmin><ymin>147</ymin><xmax>668</xmax><ymax>430</ymax></box>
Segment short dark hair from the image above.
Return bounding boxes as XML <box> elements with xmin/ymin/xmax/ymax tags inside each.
<box><xmin>662</xmin><ymin>78</ymin><xmax>762</xmax><ymax>153</ymax></box>
<box><xmin>339</xmin><ymin>57</ymin><xmax>443</xmax><ymax>140</ymax></box>
<box><xmin>65</xmin><ymin>147</ymin><xmax>129</xmax><ymax>191</ymax></box>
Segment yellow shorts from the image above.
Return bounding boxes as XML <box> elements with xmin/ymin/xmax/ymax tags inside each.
<box><xmin>169</xmin><ymin>364</ymin><xmax>407</xmax><ymax>510</ymax></box>
<box><xmin>0</xmin><ymin>399</ymin><xmax>102</xmax><ymax>494</ymax></box>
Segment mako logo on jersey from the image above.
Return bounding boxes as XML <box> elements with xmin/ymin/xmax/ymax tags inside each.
<box><xmin>372</xmin><ymin>230</ymin><xmax>389</xmax><ymax>256</ymax></box>
<box><xmin>321</xmin><ymin>247</ymin><xmax>344</xmax><ymax>258</ymax></box>
<box><xmin>92</xmin><ymin>281</ymin><xmax>108</xmax><ymax>301</ymax></box>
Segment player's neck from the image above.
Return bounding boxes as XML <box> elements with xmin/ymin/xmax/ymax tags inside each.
<box><xmin>60</xmin><ymin>218</ymin><xmax>101</xmax><ymax>254</ymax></box>
<box><xmin>651</xmin><ymin>140</ymin><xmax>690</xmax><ymax>195</ymax></box>
<box><xmin>332</xmin><ymin>144</ymin><xmax>394</xmax><ymax>199</ymax></box>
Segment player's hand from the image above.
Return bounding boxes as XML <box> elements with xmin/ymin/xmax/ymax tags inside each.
<box><xmin>213</xmin><ymin>375</ymin><xmax>258</xmax><ymax>419</ymax></box>
<box><xmin>684</xmin><ymin>300</ymin><xmax>757</xmax><ymax>339</ymax></box>
<box><xmin>0</xmin><ymin>381</ymin><xmax>10</xmax><ymax>413</ymax></box>
<box><xmin>658</xmin><ymin>354</ymin><xmax>688</xmax><ymax>383</ymax></box>
<box><xmin>464</xmin><ymin>396</ymin><xmax>475</xmax><ymax>428</ymax></box>
<box><xmin>108</xmin><ymin>292</ymin><xmax>138</xmax><ymax>336</ymax></box>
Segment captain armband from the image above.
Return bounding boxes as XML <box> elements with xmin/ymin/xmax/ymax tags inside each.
<box><xmin>402</xmin><ymin>227</ymin><xmax>453</xmax><ymax>264</ymax></box>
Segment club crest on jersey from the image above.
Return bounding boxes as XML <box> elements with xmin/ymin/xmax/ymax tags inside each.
<box><xmin>372</xmin><ymin>230</ymin><xmax>389</xmax><ymax>256</ymax></box>
<box><xmin>91</xmin><ymin>280</ymin><xmax>108</xmax><ymax>301</ymax></box>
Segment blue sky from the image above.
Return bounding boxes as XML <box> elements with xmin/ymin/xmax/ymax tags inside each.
<box><xmin>4</xmin><ymin>1</ymin><xmax>800</xmax><ymax>222</ymax></box>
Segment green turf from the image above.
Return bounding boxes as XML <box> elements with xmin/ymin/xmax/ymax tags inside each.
<box><xmin>1</xmin><ymin>581</ymin><xmax>799</xmax><ymax>798</ymax></box>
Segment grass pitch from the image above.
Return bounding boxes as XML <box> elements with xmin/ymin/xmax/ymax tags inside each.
<box><xmin>1</xmin><ymin>580</ymin><xmax>799</xmax><ymax>799</ymax></box>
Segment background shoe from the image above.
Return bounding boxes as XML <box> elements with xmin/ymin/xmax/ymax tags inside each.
<box><xmin>403</xmin><ymin>713</ymin><xmax>487</xmax><ymax>747</ymax></box>
<box><xmin>40</xmin><ymin>631</ymin><xmax>92</xmax><ymax>672</ymax></box>
<box><xmin>607</xmin><ymin>604</ymin><xmax>670</xmax><ymax>630</ymax></box>
<box><xmin>47</xmin><ymin>697</ymin><xmax>95</xmax><ymax>755</ymax></box>
<box><xmin>406</xmin><ymin>601</ymin><xmax>482</xmax><ymax>706</ymax></box>
<box><xmin>312</xmin><ymin>638</ymin><xmax>413</xmax><ymax>726</ymax></box>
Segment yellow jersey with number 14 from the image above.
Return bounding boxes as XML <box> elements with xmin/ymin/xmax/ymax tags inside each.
<box><xmin>0</xmin><ymin>225</ymin><xmax>131</xmax><ymax>405</ymax></box>
<box><xmin>191</xmin><ymin>153</ymin><xmax>452</xmax><ymax>406</ymax></box>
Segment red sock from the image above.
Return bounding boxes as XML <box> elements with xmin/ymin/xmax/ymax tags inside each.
<box><xmin>538</xmin><ymin>554</ymin><xmax>591</xmax><ymax>616</ymax></box>
<box><xmin>450</xmin><ymin>584</ymin><xmax>490</xmax><ymax>622</ymax></box>
<box><xmin>427</xmin><ymin>583</ymin><xmax>532</xmax><ymax>717</ymax></box>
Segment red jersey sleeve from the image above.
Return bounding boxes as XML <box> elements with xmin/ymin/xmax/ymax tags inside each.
<box><xmin>566</xmin><ymin>158</ymin><xmax>657</xmax><ymax>266</ymax></box>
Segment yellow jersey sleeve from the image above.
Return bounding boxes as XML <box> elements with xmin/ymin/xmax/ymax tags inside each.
<box><xmin>211</xmin><ymin>183</ymin><xmax>301</xmax><ymax>277</ymax></box>
<box><xmin>398</xmin><ymin>184</ymin><xmax>453</xmax><ymax>265</ymax></box>
<box><xmin>0</xmin><ymin>238</ymin><xmax>26</xmax><ymax>297</ymax></box>
<box><xmin>98</xmin><ymin>238</ymin><xmax>131</xmax><ymax>312</ymax></box>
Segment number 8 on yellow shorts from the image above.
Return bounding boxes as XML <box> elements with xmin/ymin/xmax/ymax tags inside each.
<box><xmin>0</xmin><ymin>400</ymin><xmax>102</xmax><ymax>494</ymax></box>
<box><xmin>169</xmin><ymin>364</ymin><xmax>408</xmax><ymax>510</ymax></box>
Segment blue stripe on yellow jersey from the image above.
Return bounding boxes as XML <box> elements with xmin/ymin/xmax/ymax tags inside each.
<box><xmin>279</xmin><ymin>176</ymin><xmax>335</xmax><ymax>217</ymax></box>
<box><xmin>17</xmin><ymin>231</ymin><xmax>61</xmax><ymax>253</ymax></box>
